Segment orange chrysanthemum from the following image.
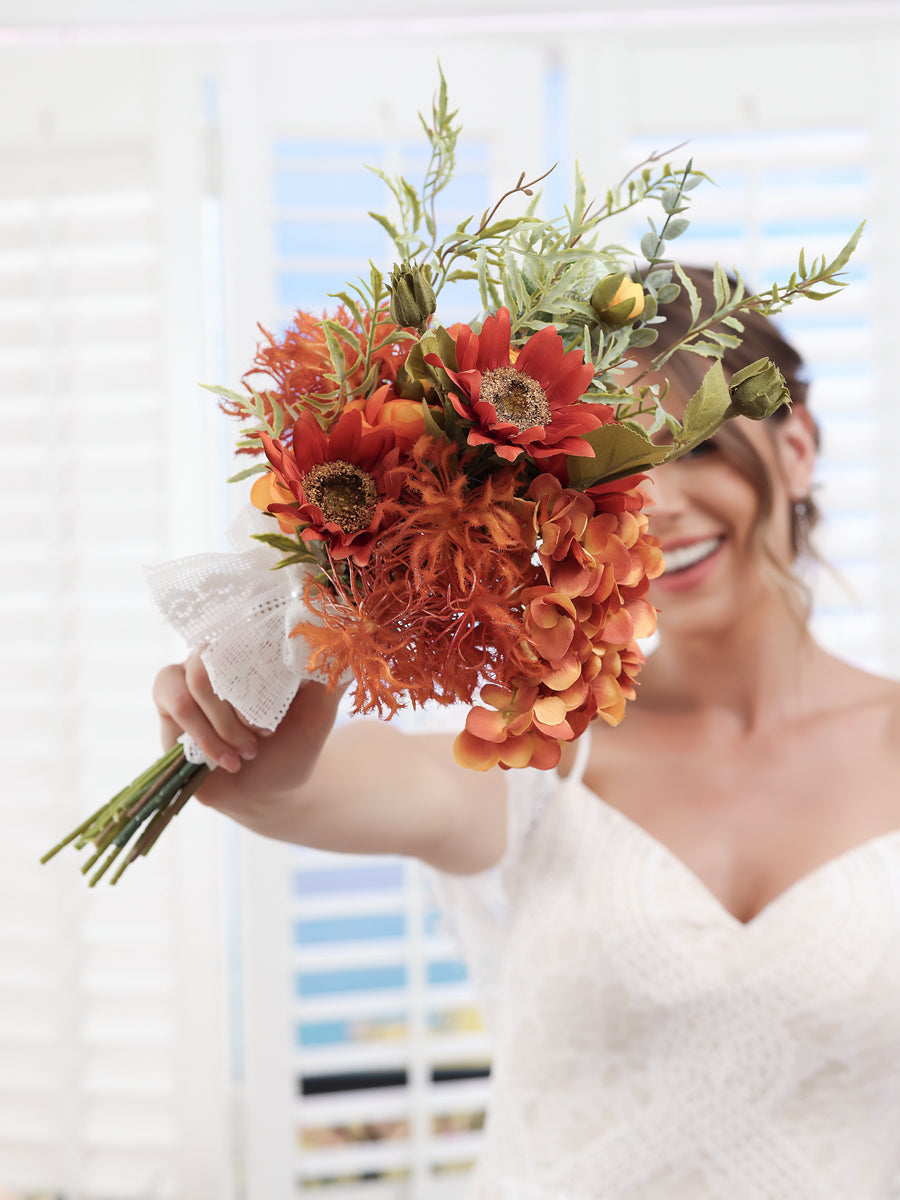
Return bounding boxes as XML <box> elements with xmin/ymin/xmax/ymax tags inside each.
<box><xmin>292</xmin><ymin>438</ymin><xmax>541</xmax><ymax>717</ymax></box>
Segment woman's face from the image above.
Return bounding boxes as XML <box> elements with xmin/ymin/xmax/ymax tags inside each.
<box><xmin>643</xmin><ymin>403</ymin><xmax>817</xmax><ymax>643</ymax></box>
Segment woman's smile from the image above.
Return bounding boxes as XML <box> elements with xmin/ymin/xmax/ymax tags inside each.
<box><xmin>654</xmin><ymin>534</ymin><xmax>727</xmax><ymax>593</ymax></box>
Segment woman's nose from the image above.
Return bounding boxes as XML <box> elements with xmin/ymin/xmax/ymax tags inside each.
<box><xmin>644</xmin><ymin>461</ymin><xmax>687</xmax><ymax>524</ymax></box>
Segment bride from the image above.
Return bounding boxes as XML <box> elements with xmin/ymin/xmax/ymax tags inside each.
<box><xmin>153</xmin><ymin>269</ymin><xmax>900</xmax><ymax>1197</ymax></box>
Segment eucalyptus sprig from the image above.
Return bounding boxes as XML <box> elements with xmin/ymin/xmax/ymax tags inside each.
<box><xmin>632</xmin><ymin>224</ymin><xmax>866</xmax><ymax>385</ymax></box>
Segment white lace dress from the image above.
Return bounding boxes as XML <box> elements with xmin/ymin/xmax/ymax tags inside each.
<box><xmin>434</xmin><ymin>735</ymin><xmax>900</xmax><ymax>1199</ymax></box>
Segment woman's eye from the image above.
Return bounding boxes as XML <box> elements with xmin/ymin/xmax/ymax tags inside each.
<box><xmin>681</xmin><ymin>439</ymin><xmax>718</xmax><ymax>461</ymax></box>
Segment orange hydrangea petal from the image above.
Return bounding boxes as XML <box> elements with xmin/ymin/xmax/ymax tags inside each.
<box><xmin>600</xmin><ymin>607</ymin><xmax>635</xmax><ymax>645</ymax></box>
<box><xmin>479</xmin><ymin>684</ymin><xmax>515</xmax><ymax>710</ymax></box>
<box><xmin>532</xmin><ymin>694</ymin><xmax>568</xmax><ymax>726</ymax></box>
<box><xmin>497</xmin><ymin>732</ymin><xmax>538</xmax><ymax>769</ymax></box>
<box><xmin>526</xmin><ymin>735</ymin><xmax>562</xmax><ymax>771</ymax></box>
<box><xmin>628</xmin><ymin>598</ymin><xmax>658</xmax><ymax>640</ymax></box>
<box><xmin>453</xmin><ymin>730</ymin><xmax>501</xmax><ymax>771</ymax></box>
<box><xmin>541</xmin><ymin>655</ymin><xmax>583</xmax><ymax>691</ymax></box>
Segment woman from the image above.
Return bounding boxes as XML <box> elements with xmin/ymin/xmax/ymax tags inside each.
<box><xmin>154</xmin><ymin>272</ymin><xmax>900</xmax><ymax>1197</ymax></box>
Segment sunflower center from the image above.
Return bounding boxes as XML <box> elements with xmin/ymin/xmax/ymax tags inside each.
<box><xmin>303</xmin><ymin>460</ymin><xmax>378</xmax><ymax>534</ymax></box>
<box><xmin>480</xmin><ymin>367</ymin><xmax>551</xmax><ymax>432</ymax></box>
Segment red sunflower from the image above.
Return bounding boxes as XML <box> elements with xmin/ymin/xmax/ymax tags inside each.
<box><xmin>253</xmin><ymin>409</ymin><xmax>404</xmax><ymax>566</ymax></box>
<box><xmin>426</xmin><ymin>306</ymin><xmax>612</xmax><ymax>463</ymax></box>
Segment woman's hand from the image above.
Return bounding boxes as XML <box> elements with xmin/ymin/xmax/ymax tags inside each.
<box><xmin>154</xmin><ymin>653</ymin><xmax>260</xmax><ymax>773</ymax></box>
<box><xmin>152</xmin><ymin>652</ymin><xmax>343</xmax><ymax>818</ymax></box>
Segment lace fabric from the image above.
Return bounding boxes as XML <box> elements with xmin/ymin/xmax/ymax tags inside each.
<box><xmin>435</xmin><ymin>744</ymin><xmax>900</xmax><ymax>1198</ymax></box>
<box><xmin>146</xmin><ymin>505</ymin><xmax>339</xmax><ymax>763</ymax></box>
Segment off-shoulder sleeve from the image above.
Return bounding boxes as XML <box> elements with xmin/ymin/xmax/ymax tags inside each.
<box><xmin>425</xmin><ymin>765</ymin><xmax>558</xmax><ymax>1026</ymax></box>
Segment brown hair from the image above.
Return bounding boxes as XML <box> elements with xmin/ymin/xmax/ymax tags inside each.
<box><xmin>651</xmin><ymin>267</ymin><xmax>821</xmax><ymax>598</ymax></box>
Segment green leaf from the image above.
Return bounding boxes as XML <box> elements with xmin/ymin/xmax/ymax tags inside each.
<box><xmin>200</xmin><ymin>383</ymin><xmax>250</xmax><ymax>405</ymax></box>
<box><xmin>329</xmin><ymin>290</ymin><xmax>366</xmax><ymax>330</ymax></box>
<box><xmin>672</xmin><ymin>360</ymin><xmax>734</xmax><ymax>449</ymax></box>
<box><xmin>368</xmin><ymin>211</ymin><xmax>401</xmax><ymax>243</ymax></box>
<box><xmin>480</xmin><ymin>217</ymin><xmax>525</xmax><ymax>238</ymax></box>
<box><xmin>684</xmin><ymin>339</ymin><xmax>725</xmax><ymax>358</ymax></box>
<box><xmin>409</xmin><ymin>325</ymin><xmax>458</xmax><ymax>378</ymax></box>
<box><xmin>322</xmin><ymin>317</ymin><xmax>360</xmax><ymax>348</ymax></box>
<box><xmin>227</xmin><ymin>462</ymin><xmax>270</xmax><ymax>484</ymax></box>
<box><xmin>567</xmin><ymin>423</ymin><xmax>671</xmax><ymax>489</ymax></box>
<box><xmin>712</xmin><ymin>263</ymin><xmax>731</xmax><ymax>309</ymax></box>
<box><xmin>252</xmin><ymin>531</ymin><xmax>306</xmax><ymax>555</ymax></box>
<box><xmin>673</xmin><ymin>263</ymin><xmax>701</xmax><ymax>322</ymax></box>
<box><xmin>665</xmin><ymin>217</ymin><xmax>690</xmax><ymax>240</ymax></box>
<box><xmin>802</xmin><ymin>288</ymin><xmax>844</xmax><ymax>301</ymax></box>
<box><xmin>628</xmin><ymin>327</ymin><xmax>659</xmax><ymax>348</ymax></box>
<box><xmin>641</xmin><ymin>231</ymin><xmax>662</xmax><ymax>260</ymax></box>
<box><xmin>322</xmin><ymin>322</ymin><xmax>348</xmax><ymax>381</ymax></box>
<box><xmin>661</xmin><ymin>186</ymin><xmax>680</xmax><ymax>213</ymax></box>
<box><xmin>705</xmin><ymin>329</ymin><xmax>742</xmax><ymax>350</ymax></box>
<box><xmin>825</xmin><ymin>220</ymin><xmax>865</xmax><ymax>275</ymax></box>
<box><xmin>421</xmin><ymin>397</ymin><xmax>446</xmax><ymax>440</ymax></box>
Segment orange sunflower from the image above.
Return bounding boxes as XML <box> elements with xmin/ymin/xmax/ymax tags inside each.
<box><xmin>253</xmin><ymin>409</ymin><xmax>405</xmax><ymax>566</ymax></box>
<box><xmin>426</xmin><ymin>306</ymin><xmax>612</xmax><ymax>463</ymax></box>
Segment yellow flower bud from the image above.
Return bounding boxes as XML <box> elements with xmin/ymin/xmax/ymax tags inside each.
<box><xmin>590</xmin><ymin>273</ymin><xmax>646</xmax><ymax>326</ymax></box>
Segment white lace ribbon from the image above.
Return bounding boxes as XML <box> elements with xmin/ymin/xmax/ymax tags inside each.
<box><xmin>146</xmin><ymin>506</ymin><xmax>337</xmax><ymax>765</ymax></box>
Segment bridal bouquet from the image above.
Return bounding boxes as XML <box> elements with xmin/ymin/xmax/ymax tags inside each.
<box><xmin>43</xmin><ymin>75</ymin><xmax>860</xmax><ymax>884</ymax></box>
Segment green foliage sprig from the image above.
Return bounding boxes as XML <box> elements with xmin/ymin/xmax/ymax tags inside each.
<box><xmin>224</xmin><ymin>72</ymin><xmax>863</xmax><ymax>488</ymax></box>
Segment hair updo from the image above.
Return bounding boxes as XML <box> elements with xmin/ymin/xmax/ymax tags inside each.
<box><xmin>650</xmin><ymin>266</ymin><xmax>820</xmax><ymax>573</ymax></box>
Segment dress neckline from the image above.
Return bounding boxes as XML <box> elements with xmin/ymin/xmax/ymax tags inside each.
<box><xmin>569</xmin><ymin>775</ymin><xmax>900</xmax><ymax>929</ymax></box>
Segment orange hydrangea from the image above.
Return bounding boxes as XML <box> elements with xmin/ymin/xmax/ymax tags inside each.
<box><xmin>454</xmin><ymin>472</ymin><xmax>663</xmax><ymax>771</ymax></box>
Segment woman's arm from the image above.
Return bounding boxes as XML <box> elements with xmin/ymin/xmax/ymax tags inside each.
<box><xmin>153</xmin><ymin>654</ymin><xmax>507</xmax><ymax>875</ymax></box>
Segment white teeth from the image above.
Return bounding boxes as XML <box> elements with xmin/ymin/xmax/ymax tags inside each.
<box><xmin>663</xmin><ymin>537</ymin><xmax>722</xmax><ymax>573</ymax></box>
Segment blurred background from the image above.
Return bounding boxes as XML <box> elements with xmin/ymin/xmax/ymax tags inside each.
<box><xmin>3</xmin><ymin>1</ymin><xmax>899</xmax><ymax>1197</ymax></box>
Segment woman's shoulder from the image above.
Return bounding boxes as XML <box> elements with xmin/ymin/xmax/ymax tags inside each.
<box><xmin>815</xmin><ymin>652</ymin><xmax>900</xmax><ymax>727</ymax></box>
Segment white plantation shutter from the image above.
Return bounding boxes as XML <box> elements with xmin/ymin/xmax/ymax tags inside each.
<box><xmin>238</xmin><ymin>837</ymin><xmax>491</xmax><ymax>1199</ymax></box>
<box><xmin>1</xmin><ymin>46</ymin><xmax>230</xmax><ymax>1199</ymax></box>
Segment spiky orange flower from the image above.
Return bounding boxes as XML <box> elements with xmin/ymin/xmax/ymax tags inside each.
<box><xmin>454</xmin><ymin>473</ymin><xmax>664</xmax><ymax>771</ymax></box>
<box><xmin>426</xmin><ymin>306</ymin><xmax>613</xmax><ymax>463</ymax></box>
<box><xmin>221</xmin><ymin>306</ymin><xmax>414</xmax><ymax>450</ymax></box>
<box><xmin>292</xmin><ymin>438</ymin><xmax>541</xmax><ymax>717</ymax></box>
<box><xmin>254</xmin><ymin>409</ymin><xmax>406</xmax><ymax>566</ymax></box>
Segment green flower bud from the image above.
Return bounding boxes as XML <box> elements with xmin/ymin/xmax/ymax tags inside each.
<box><xmin>590</xmin><ymin>272</ymin><xmax>646</xmax><ymax>326</ymax></box>
<box><xmin>388</xmin><ymin>260</ymin><xmax>436</xmax><ymax>332</ymax></box>
<box><xmin>728</xmin><ymin>357</ymin><xmax>791</xmax><ymax>420</ymax></box>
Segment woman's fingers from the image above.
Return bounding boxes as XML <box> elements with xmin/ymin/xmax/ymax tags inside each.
<box><xmin>152</xmin><ymin>656</ymin><xmax>258</xmax><ymax>773</ymax></box>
